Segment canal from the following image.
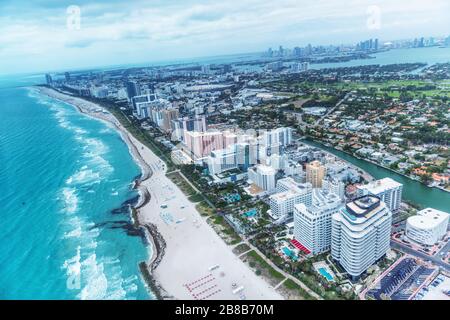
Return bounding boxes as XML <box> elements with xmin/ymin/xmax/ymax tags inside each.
<box><xmin>302</xmin><ymin>139</ymin><xmax>450</xmax><ymax>212</ymax></box>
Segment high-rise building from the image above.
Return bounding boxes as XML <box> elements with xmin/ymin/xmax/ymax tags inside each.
<box><xmin>259</xmin><ymin>127</ymin><xmax>292</xmax><ymax>158</ymax></box>
<box><xmin>266</xmin><ymin>61</ymin><xmax>283</xmax><ymax>72</ymax></box>
<box><xmin>284</xmin><ymin>161</ymin><xmax>303</xmax><ymax>178</ymax></box>
<box><xmin>171</xmin><ymin>115</ymin><xmax>208</xmax><ymax>142</ymax></box>
<box><xmin>45</xmin><ymin>74</ymin><xmax>53</xmax><ymax>86</ymax></box>
<box><xmin>201</xmin><ymin>64</ymin><xmax>211</xmax><ymax>74</ymax></box>
<box><xmin>131</xmin><ymin>93</ymin><xmax>156</xmax><ymax>112</ymax></box>
<box><xmin>356</xmin><ymin>177</ymin><xmax>402</xmax><ymax>212</ymax></box>
<box><xmin>406</xmin><ymin>208</ymin><xmax>449</xmax><ymax>246</ymax></box>
<box><xmin>161</xmin><ymin>108</ymin><xmax>179</xmax><ymax>132</ymax></box>
<box><xmin>135</xmin><ymin>101</ymin><xmax>152</xmax><ymax>119</ymax></box>
<box><xmin>290</xmin><ymin>62</ymin><xmax>309</xmax><ymax>73</ymax></box>
<box><xmin>184</xmin><ymin>130</ymin><xmax>231</xmax><ymax>159</ymax></box>
<box><xmin>331</xmin><ymin>195</ymin><xmax>392</xmax><ymax>280</ymax></box>
<box><xmin>126</xmin><ymin>81</ymin><xmax>140</xmax><ymax>101</ymax></box>
<box><xmin>305</xmin><ymin>44</ymin><xmax>312</xmax><ymax>56</ymax></box>
<box><xmin>305</xmin><ymin>160</ymin><xmax>326</xmax><ymax>188</ymax></box>
<box><xmin>64</xmin><ymin>72</ymin><xmax>71</xmax><ymax>81</ymax></box>
<box><xmin>206</xmin><ymin>143</ymin><xmax>251</xmax><ymax>176</ymax></box>
<box><xmin>223</xmin><ymin>64</ymin><xmax>232</xmax><ymax>73</ymax></box>
<box><xmin>322</xmin><ymin>178</ymin><xmax>345</xmax><ymax>201</ymax></box>
<box><xmin>268</xmin><ymin>180</ymin><xmax>312</xmax><ymax>220</ymax></box>
<box><xmin>294</xmin><ymin>189</ymin><xmax>343</xmax><ymax>255</ymax></box>
<box><xmin>207</xmin><ymin>146</ymin><xmax>238</xmax><ymax>176</ymax></box>
<box><xmin>247</xmin><ymin>164</ymin><xmax>277</xmax><ymax>191</ymax></box>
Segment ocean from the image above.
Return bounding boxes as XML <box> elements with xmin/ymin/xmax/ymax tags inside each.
<box><xmin>0</xmin><ymin>77</ymin><xmax>153</xmax><ymax>299</ymax></box>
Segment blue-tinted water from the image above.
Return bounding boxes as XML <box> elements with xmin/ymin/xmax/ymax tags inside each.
<box><xmin>310</xmin><ymin>46</ymin><xmax>450</xmax><ymax>69</ymax></box>
<box><xmin>0</xmin><ymin>80</ymin><xmax>153</xmax><ymax>299</ymax></box>
<box><xmin>318</xmin><ymin>268</ymin><xmax>334</xmax><ymax>281</ymax></box>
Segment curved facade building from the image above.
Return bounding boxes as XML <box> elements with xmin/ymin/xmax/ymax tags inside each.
<box><xmin>406</xmin><ymin>208</ymin><xmax>449</xmax><ymax>246</ymax></box>
<box><xmin>331</xmin><ymin>195</ymin><xmax>392</xmax><ymax>280</ymax></box>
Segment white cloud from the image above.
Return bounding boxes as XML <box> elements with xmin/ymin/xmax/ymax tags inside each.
<box><xmin>0</xmin><ymin>0</ymin><xmax>449</xmax><ymax>74</ymax></box>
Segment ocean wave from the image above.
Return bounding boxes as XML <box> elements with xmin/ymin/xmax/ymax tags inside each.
<box><xmin>83</xmin><ymin>138</ymin><xmax>109</xmax><ymax>155</ymax></box>
<box><xmin>63</xmin><ymin>225</ymin><xmax>82</xmax><ymax>239</ymax></box>
<box><xmin>66</xmin><ymin>168</ymin><xmax>101</xmax><ymax>186</ymax></box>
<box><xmin>63</xmin><ymin>245</ymin><xmax>81</xmax><ymax>277</ymax></box>
<box><xmin>78</xmin><ymin>254</ymin><xmax>109</xmax><ymax>300</ymax></box>
<box><xmin>61</xmin><ymin>188</ymin><xmax>79</xmax><ymax>214</ymax></box>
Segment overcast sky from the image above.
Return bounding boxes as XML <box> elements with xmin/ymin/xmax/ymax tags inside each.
<box><xmin>1</xmin><ymin>0</ymin><xmax>449</xmax><ymax>74</ymax></box>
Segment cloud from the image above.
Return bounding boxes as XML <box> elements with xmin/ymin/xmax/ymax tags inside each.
<box><xmin>0</xmin><ymin>0</ymin><xmax>449</xmax><ymax>74</ymax></box>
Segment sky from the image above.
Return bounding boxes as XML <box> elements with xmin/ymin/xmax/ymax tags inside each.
<box><xmin>0</xmin><ymin>0</ymin><xmax>449</xmax><ymax>75</ymax></box>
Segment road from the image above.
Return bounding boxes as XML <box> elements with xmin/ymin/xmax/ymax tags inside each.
<box><xmin>244</xmin><ymin>240</ymin><xmax>323</xmax><ymax>300</ymax></box>
<box><xmin>391</xmin><ymin>241</ymin><xmax>450</xmax><ymax>271</ymax></box>
<box><xmin>313</xmin><ymin>92</ymin><xmax>351</xmax><ymax>126</ymax></box>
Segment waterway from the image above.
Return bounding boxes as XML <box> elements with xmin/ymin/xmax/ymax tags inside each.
<box><xmin>302</xmin><ymin>139</ymin><xmax>450</xmax><ymax>212</ymax></box>
<box><xmin>309</xmin><ymin>46</ymin><xmax>450</xmax><ymax>70</ymax></box>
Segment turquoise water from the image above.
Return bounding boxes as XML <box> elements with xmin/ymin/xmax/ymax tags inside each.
<box><xmin>303</xmin><ymin>139</ymin><xmax>450</xmax><ymax>211</ymax></box>
<box><xmin>244</xmin><ymin>208</ymin><xmax>257</xmax><ymax>217</ymax></box>
<box><xmin>0</xmin><ymin>79</ymin><xmax>153</xmax><ymax>299</ymax></box>
<box><xmin>310</xmin><ymin>46</ymin><xmax>450</xmax><ymax>69</ymax></box>
<box><xmin>318</xmin><ymin>267</ymin><xmax>334</xmax><ymax>281</ymax></box>
<box><xmin>282</xmin><ymin>247</ymin><xmax>298</xmax><ymax>261</ymax></box>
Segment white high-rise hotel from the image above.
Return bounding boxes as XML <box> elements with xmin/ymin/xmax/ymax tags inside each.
<box><xmin>247</xmin><ymin>164</ymin><xmax>277</xmax><ymax>191</ymax></box>
<box><xmin>268</xmin><ymin>178</ymin><xmax>313</xmax><ymax>220</ymax></box>
<box><xmin>259</xmin><ymin>127</ymin><xmax>292</xmax><ymax>159</ymax></box>
<box><xmin>357</xmin><ymin>178</ymin><xmax>402</xmax><ymax>212</ymax></box>
<box><xmin>331</xmin><ymin>195</ymin><xmax>392</xmax><ymax>280</ymax></box>
<box><xmin>293</xmin><ymin>189</ymin><xmax>343</xmax><ymax>255</ymax></box>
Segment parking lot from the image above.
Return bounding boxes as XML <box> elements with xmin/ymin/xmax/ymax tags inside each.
<box><xmin>367</xmin><ymin>257</ymin><xmax>437</xmax><ymax>300</ymax></box>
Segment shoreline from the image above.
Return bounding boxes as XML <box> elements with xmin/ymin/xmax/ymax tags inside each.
<box><xmin>35</xmin><ymin>86</ymin><xmax>283</xmax><ymax>300</ymax></box>
<box><xmin>35</xmin><ymin>86</ymin><xmax>166</xmax><ymax>299</ymax></box>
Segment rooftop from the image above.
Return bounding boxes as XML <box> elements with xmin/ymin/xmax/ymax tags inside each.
<box><xmin>407</xmin><ymin>207</ymin><xmax>449</xmax><ymax>229</ymax></box>
<box><xmin>357</xmin><ymin>177</ymin><xmax>402</xmax><ymax>193</ymax></box>
<box><xmin>345</xmin><ymin>195</ymin><xmax>381</xmax><ymax>218</ymax></box>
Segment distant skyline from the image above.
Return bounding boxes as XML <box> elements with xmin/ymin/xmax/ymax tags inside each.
<box><xmin>1</xmin><ymin>0</ymin><xmax>449</xmax><ymax>75</ymax></box>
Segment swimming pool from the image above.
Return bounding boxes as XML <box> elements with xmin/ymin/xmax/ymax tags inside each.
<box><xmin>282</xmin><ymin>247</ymin><xmax>298</xmax><ymax>261</ymax></box>
<box><xmin>244</xmin><ymin>209</ymin><xmax>257</xmax><ymax>217</ymax></box>
<box><xmin>318</xmin><ymin>267</ymin><xmax>334</xmax><ymax>281</ymax></box>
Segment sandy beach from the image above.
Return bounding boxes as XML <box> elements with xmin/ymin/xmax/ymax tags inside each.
<box><xmin>37</xmin><ymin>86</ymin><xmax>283</xmax><ymax>300</ymax></box>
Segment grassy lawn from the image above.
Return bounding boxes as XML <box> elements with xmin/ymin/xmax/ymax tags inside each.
<box><xmin>108</xmin><ymin>108</ymin><xmax>175</xmax><ymax>169</ymax></box>
<box><xmin>330</xmin><ymin>80</ymin><xmax>450</xmax><ymax>98</ymax></box>
<box><xmin>166</xmin><ymin>172</ymin><xmax>197</xmax><ymax>196</ymax></box>
<box><xmin>244</xmin><ymin>250</ymin><xmax>284</xmax><ymax>286</ymax></box>
<box><xmin>280</xmin><ymin>278</ymin><xmax>316</xmax><ymax>300</ymax></box>
<box><xmin>188</xmin><ymin>193</ymin><xmax>204</xmax><ymax>203</ymax></box>
<box><xmin>232</xmin><ymin>243</ymin><xmax>251</xmax><ymax>255</ymax></box>
<box><xmin>195</xmin><ymin>201</ymin><xmax>214</xmax><ymax>216</ymax></box>
<box><xmin>206</xmin><ymin>215</ymin><xmax>241</xmax><ymax>245</ymax></box>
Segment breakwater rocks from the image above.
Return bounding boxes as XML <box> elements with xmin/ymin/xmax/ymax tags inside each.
<box><xmin>139</xmin><ymin>223</ymin><xmax>174</xmax><ymax>300</ymax></box>
<box><xmin>145</xmin><ymin>223</ymin><xmax>166</xmax><ymax>271</ymax></box>
<box><xmin>138</xmin><ymin>262</ymin><xmax>172</xmax><ymax>300</ymax></box>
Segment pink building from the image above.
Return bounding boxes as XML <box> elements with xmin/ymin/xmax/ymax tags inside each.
<box><xmin>184</xmin><ymin>130</ymin><xmax>237</xmax><ymax>159</ymax></box>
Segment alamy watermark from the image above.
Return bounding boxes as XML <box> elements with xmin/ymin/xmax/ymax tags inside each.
<box><xmin>67</xmin><ymin>5</ymin><xmax>81</xmax><ymax>30</ymax></box>
<box><xmin>366</xmin><ymin>5</ymin><xmax>381</xmax><ymax>30</ymax></box>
